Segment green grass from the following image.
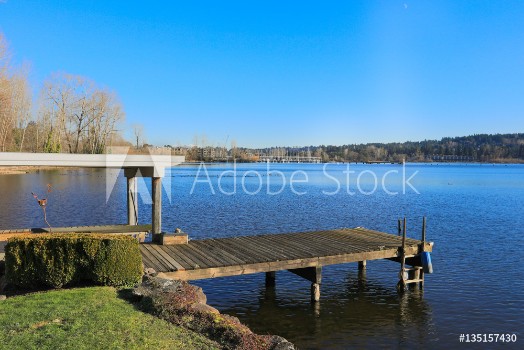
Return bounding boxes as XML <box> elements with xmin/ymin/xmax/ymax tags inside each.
<box><xmin>0</xmin><ymin>286</ymin><xmax>219</xmax><ymax>350</ymax></box>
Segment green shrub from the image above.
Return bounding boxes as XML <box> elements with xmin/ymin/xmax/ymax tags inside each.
<box><xmin>5</xmin><ymin>234</ymin><xmax>143</xmax><ymax>289</ymax></box>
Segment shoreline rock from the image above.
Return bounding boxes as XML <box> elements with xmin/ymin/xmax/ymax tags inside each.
<box><xmin>132</xmin><ymin>274</ymin><xmax>295</xmax><ymax>350</ymax></box>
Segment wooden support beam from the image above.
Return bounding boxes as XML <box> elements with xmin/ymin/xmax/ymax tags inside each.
<box><xmin>152</xmin><ymin>177</ymin><xmax>162</xmax><ymax>234</ymax></box>
<box><xmin>127</xmin><ymin>176</ymin><xmax>138</xmax><ymax>226</ymax></box>
<box><xmin>288</xmin><ymin>266</ymin><xmax>322</xmax><ymax>302</ymax></box>
<box><xmin>288</xmin><ymin>266</ymin><xmax>322</xmax><ymax>284</ymax></box>
<box><xmin>153</xmin><ymin>232</ymin><xmax>189</xmax><ymax>245</ymax></box>
<box><xmin>358</xmin><ymin>260</ymin><xmax>367</xmax><ymax>270</ymax></box>
<box><xmin>265</xmin><ymin>271</ymin><xmax>276</xmax><ymax>287</ymax></box>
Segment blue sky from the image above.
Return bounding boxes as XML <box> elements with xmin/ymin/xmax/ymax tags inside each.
<box><xmin>1</xmin><ymin>1</ymin><xmax>523</xmax><ymax>148</ymax></box>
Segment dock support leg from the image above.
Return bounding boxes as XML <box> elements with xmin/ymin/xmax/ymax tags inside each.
<box><xmin>265</xmin><ymin>271</ymin><xmax>275</xmax><ymax>287</ymax></box>
<box><xmin>358</xmin><ymin>260</ymin><xmax>366</xmax><ymax>270</ymax></box>
<box><xmin>408</xmin><ymin>267</ymin><xmax>420</xmax><ymax>281</ymax></box>
<box><xmin>127</xmin><ymin>176</ymin><xmax>138</xmax><ymax>225</ymax></box>
<box><xmin>288</xmin><ymin>266</ymin><xmax>322</xmax><ymax>302</ymax></box>
<box><xmin>152</xmin><ymin>177</ymin><xmax>162</xmax><ymax>234</ymax></box>
<box><xmin>408</xmin><ymin>267</ymin><xmax>421</xmax><ymax>289</ymax></box>
<box><xmin>311</xmin><ymin>283</ymin><xmax>320</xmax><ymax>302</ymax></box>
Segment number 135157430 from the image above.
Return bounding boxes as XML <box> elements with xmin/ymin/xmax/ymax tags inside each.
<box><xmin>459</xmin><ymin>334</ymin><xmax>517</xmax><ymax>343</ymax></box>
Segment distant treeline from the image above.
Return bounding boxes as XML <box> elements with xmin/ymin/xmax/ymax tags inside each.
<box><xmin>178</xmin><ymin>133</ymin><xmax>524</xmax><ymax>163</ymax></box>
<box><xmin>278</xmin><ymin>133</ymin><xmax>524</xmax><ymax>163</ymax></box>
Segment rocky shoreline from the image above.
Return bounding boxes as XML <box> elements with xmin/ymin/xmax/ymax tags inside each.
<box><xmin>132</xmin><ymin>269</ymin><xmax>295</xmax><ymax>350</ymax></box>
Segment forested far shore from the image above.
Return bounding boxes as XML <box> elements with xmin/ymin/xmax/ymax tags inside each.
<box><xmin>311</xmin><ymin>133</ymin><xmax>524</xmax><ymax>163</ymax></box>
<box><xmin>177</xmin><ymin>133</ymin><xmax>524</xmax><ymax>163</ymax></box>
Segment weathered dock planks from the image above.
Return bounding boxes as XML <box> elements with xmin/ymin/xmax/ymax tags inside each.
<box><xmin>141</xmin><ymin>227</ymin><xmax>432</xmax><ymax>282</ymax></box>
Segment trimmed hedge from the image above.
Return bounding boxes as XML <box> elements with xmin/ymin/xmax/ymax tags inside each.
<box><xmin>5</xmin><ymin>234</ymin><xmax>143</xmax><ymax>289</ymax></box>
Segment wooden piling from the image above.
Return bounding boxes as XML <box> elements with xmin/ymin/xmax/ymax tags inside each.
<box><xmin>152</xmin><ymin>177</ymin><xmax>162</xmax><ymax>234</ymax></box>
<box><xmin>397</xmin><ymin>219</ymin><xmax>402</xmax><ymax>236</ymax></box>
<box><xmin>358</xmin><ymin>260</ymin><xmax>367</xmax><ymax>270</ymax></box>
<box><xmin>311</xmin><ymin>283</ymin><xmax>321</xmax><ymax>302</ymax></box>
<box><xmin>265</xmin><ymin>271</ymin><xmax>276</xmax><ymax>287</ymax></box>
<box><xmin>127</xmin><ymin>176</ymin><xmax>138</xmax><ymax>226</ymax></box>
<box><xmin>408</xmin><ymin>267</ymin><xmax>421</xmax><ymax>281</ymax></box>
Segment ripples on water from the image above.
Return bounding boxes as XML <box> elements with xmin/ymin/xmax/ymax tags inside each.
<box><xmin>0</xmin><ymin>163</ymin><xmax>523</xmax><ymax>349</ymax></box>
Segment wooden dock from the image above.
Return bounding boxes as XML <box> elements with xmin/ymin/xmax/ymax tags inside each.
<box><xmin>140</xmin><ymin>227</ymin><xmax>433</xmax><ymax>301</ymax></box>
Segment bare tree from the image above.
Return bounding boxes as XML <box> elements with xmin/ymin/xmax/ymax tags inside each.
<box><xmin>0</xmin><ymin>33</ymin><xmax>13</xmax><ymax>151</ymax></box>
<box><xmin>39</xmin><ymin>73</ymin><xmax>125</xmax><ymax>153</ymax></box>
<box><xmin>0</xmin><ymin>34</ymin><xmax>31</xmax><ymax>152</ymax></box>
<box><xmin>0</xmin><ymin>33</ymin><xmax>128</xmax><ymax>154</ymax></box>
<box><xmin>132</xmin><ymin>123</ymin><xmax>145</xmax><ymax>150</ymax></box>
<box><xmin>12</xmin><ymin>69</ymin><xmax>32</xmax><ymax>151</ymax></box>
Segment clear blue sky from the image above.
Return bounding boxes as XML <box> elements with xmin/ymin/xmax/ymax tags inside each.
<box><xmin>1</xmin><ymin>1</ymin><xmax>523</xmax><ymax>148</ymax></box>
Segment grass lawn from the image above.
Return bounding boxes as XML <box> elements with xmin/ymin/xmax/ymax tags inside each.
<box><xmin>0</xmin><ymin>286</ymin><xmax>219</xmax><ymax>350</ymax></box>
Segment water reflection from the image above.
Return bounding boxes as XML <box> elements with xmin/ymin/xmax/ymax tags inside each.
<box><xmin>214</xmin><ymin>269</ymin><xmax>434</xmax><ymax>349</ymax></box>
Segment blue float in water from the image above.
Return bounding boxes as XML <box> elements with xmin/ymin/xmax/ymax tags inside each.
<box><xmin>421</xmin><ymin>252</ymin><xmax>433</xmax><ymax>274</ymax></box>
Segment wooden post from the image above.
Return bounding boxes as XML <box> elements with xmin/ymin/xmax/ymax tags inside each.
<box><xmin>408</xmin><ymin>267</ymin><xmax>421</xmax><ymax>282</ymax></box>
<box><xmin>397</xmin><ymin>219</ymin><xmax>401</xmax><ymax>236</ymax></box>
<box><xmin>312</xmin><ymin>266</ymin><xmax>322</xmax><ymax>302</ymax></box>
<box><xmin>127</xmin><ymin>176</ymin><xmax>138</xmax><ymax>226</ymax></box>
<box><xmin>311</xmin><ymin>283</ymin><xmax>321</xmax><ymax>302</ymax></box>
<box><xmin>358</xmin><ymin>263</ymin><xmax>367</xmax><ymax>288</ymax></box>
<box><xmin>358</xmin><ymin>260</ymin><xmax>367</xmax><ymax>270</ymax></box>
<box><xmin>152</xmin><ymin>177</ymin><xmax>162</xmax><ymax>234</ymax></box>
<box><xmin>265</xmin><ymin>271</ymin><xmax>275</xmax><ymax>287</ymax></box>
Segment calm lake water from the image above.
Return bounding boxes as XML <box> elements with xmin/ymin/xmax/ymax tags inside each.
<box><xmin>1</xmin><ymin>163</ymin><xmax>523</xmax><ymax>349</ymax></box>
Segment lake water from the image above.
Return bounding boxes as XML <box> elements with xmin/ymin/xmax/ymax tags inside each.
<box><xmin>0</xmin><ymin>163</ymin><xmax>523</xmax><ymax>349</ymax></box>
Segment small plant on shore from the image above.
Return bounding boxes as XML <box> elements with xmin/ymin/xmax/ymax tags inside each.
<box><xmin>32</xmin><ymin>184</ymin><xmax>52</xmax><ymax>232</ymax></box>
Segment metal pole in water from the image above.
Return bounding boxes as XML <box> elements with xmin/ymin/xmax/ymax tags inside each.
<box><xmin>397</xmin><ymin>217</ymin><xmax>407</xmax><ymax>292</ymax></box>
<box><xmin>402</xmin><ymin>217</ymin><xmax>407</xmax><ymax>249</ymax></box>
<box><xmin>422</xmin><ymin>216</ymin><xmax>426</xmax><ymax>243</ymax></box>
